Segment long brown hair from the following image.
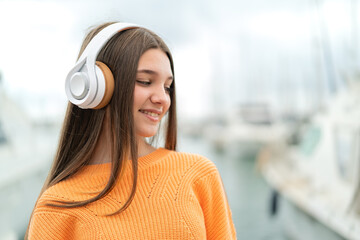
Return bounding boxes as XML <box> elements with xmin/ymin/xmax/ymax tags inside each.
<box><xmin>26</xmin><ymin>21</ymin><xmax>177</xmax><ymax>237</ymax></box>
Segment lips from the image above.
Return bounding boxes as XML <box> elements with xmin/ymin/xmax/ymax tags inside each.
<box><xmin>139</xmin><ymin>110</ymin><xmax>160</xmax><ymax>117</ymax></box>
<box><xmin>139</xmin><ymin>109</ymin><xmax>162</xmax><ymax>121</ymax></box>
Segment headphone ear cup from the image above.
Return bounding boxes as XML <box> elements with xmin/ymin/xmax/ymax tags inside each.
<box><xmin>93</xmin><ymin>61</ymin><xmax>115</xmax><ymax>109</ymax></box>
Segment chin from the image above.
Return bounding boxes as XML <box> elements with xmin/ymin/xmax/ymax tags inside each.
<box><xmin>140</xmin><ymin>133</ymin><xmax>157</xmax><ymax>138</ymax></box>
<box><xmin>136</xmin><ymin>129</ymin><xmax>159</xmax><ymax>138</ymax></box>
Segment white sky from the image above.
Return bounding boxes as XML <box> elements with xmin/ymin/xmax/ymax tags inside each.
<box><xmin>0</xmin><ymin>0</ymin><xmax>357</xmax><ymax>121</ymax></box>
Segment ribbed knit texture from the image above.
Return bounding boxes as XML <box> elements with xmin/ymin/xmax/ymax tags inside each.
<box><xmin>29</xmin><ymin>148</ymin><xmax>236</xmax><ymax>239</ymax></box>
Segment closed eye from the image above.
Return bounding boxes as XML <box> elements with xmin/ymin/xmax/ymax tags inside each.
<box><xmin>136</xmin><ymin>80</ymin><xmax>151</xmax><ymax>86</ymax></box>
<box><xmin>165</xmin><ymin>86</ymin><xmax>172</xmax><ymax>93</ymax></box>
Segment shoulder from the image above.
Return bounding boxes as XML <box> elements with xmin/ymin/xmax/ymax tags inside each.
<box><xmin>29</xmin><ymin>199</ymin><xmax>86</xmax><ymax>240</ymax></box>
<box><xmin>35</xmin><ymin>176</ymin><xmax>94</xmax><ymax>212</ymax></box>
<box><xmin>164</xmin><ymin>150</ymin><xmax>219</xmax><ymax>180</ymax></box>
<box><xmin>37</xmin><ymin>182</ymin><xmax>74</xmax><ymax>206</ymax></box>
<box><xmin>172</xmin><ymin>150</ymin><xmax>216</xmax><ymax>168</ymax></box>
<box><xmin>32</xmin><ymin>181</ymin><xmax>80</xmax><ymax>222</ymax></box>
<box><xmin>39</xmin><ymin>178</ymin><xmax>78</xmax><ymax>203</ymax></box>
<box><xmin>29</xmin><ymin>185</ymin><xmax>85</xmax><ymax>239</ymax></box>
<box><xmin>38</xmin><ymin>167</ymin><xmax>107</xmax><ymax>204</ymax></box>
<box><xmin>29</xmin><ymin>177</ymin><xmax>95</xmax><ymax>238</ymax></box>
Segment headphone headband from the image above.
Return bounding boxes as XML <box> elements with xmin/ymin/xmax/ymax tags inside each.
<box><xmin>65</xmin><ymin>22</ymin><xmax>140</xmax><ymax>109</ymax></box>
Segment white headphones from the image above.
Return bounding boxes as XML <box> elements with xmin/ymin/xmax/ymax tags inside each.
<box><xmin>65</xmin><ymin>22</ymin><xmax>139</xmax><ymax>109</ymax></box>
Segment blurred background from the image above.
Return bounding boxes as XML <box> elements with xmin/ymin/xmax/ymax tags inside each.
<box><xmin>1</xmin><ymin>0</ymin><xmax>360</xmax><ymax>239</ymax></box>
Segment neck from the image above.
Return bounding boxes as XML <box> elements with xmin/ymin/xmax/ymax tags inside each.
<box><xmin>88</xmin><ymin>115</ymin><xmax>111</xmax><ymax>165</ymax></box>
<box><xmin>88</xmin><ymin>107</ymin><xmax>157</xmax><ymax>165</ymax></box>
<box><xmin>89</xmin><ymin>127</ymin><xmax>156</xmax><ymax>165</ymax></box>
<box><xmin>137</xmin><ymin>137</ymin><xmax>156</xmax><ymax>157</ymax></box>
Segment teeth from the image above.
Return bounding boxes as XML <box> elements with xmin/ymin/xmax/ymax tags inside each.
<box><xmin>141</xmin><ymin>110</ymin><xmax>159</xmax><ymax>117</ymax></box>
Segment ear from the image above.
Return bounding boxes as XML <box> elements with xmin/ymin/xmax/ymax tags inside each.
<box><xmin>94</xmin><ymin>61</ymin><xmax>115</xmax><ymax>109</ymax></box>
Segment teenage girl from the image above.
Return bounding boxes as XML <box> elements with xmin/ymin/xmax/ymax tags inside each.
<box><xmin>26</xmin><ymin>22</ymin><xmax>236</xmax><ymax>239</ymax></box>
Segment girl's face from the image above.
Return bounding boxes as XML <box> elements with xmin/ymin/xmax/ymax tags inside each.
<box><xmin>133</xmin><ymin>48</ymin><xmax>173</xmax><ymax>138</ymax></box>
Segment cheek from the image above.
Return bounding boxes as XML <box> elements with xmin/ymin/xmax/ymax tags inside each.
<box><xmin>164</xmin><ymin>95</ymin><xmax>171</xmax><ymax>112</ymax></box>
<box><xmin>133</xmin><ymin>86</ymin><xmax>145</xmax><ymax>107</ymax></box>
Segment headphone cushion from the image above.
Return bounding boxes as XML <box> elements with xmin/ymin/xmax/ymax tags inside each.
<box><xmin>94</xmin><ymin>61</ymin><xmax>115</xmax><ymax>109</ymax></box>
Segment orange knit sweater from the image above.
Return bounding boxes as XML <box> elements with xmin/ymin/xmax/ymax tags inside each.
<box><xmin>28</xmin><ymin>148</ymin><xmax>236</xmax><ymax>239</ymax></box>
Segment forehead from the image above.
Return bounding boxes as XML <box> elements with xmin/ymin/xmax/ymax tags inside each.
<box><xmin>137</xmin><ymin>49</ymin><xmax>172</xmax><ymax>75</ymax></box>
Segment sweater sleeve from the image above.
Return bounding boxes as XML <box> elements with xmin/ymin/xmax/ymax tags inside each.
<box><xmin>28</xmin><ymin>208</ymin><xmax>82</xmax><ymax>240</ymax></box>
<box><xmin>193</xmin><ymin>168</ymin><xmax>237</xmax><ymax>240</ymax></box>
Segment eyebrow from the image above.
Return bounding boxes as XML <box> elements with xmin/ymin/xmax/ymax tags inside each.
<box><xmin>137</xmin><ymin>69</ymin><xmax>173</xmax><ymax>80</ymax></box>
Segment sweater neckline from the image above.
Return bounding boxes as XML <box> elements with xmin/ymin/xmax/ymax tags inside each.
<box><xmin>79</xmin><ymin>148</ymin><xmax>171</xmax><ymax>176</ymax></box>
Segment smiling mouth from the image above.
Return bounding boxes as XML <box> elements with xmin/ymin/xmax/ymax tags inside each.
<box><xmin>139</xmin><ymin>110</ymin><xmax>160</xmax><ymax>117</ymax></box>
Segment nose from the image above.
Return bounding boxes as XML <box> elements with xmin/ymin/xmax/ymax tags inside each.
<box><xmin>150</xmin><ymin>85</ymin><xmax>169</xmax><ymax>105</ymax></box>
